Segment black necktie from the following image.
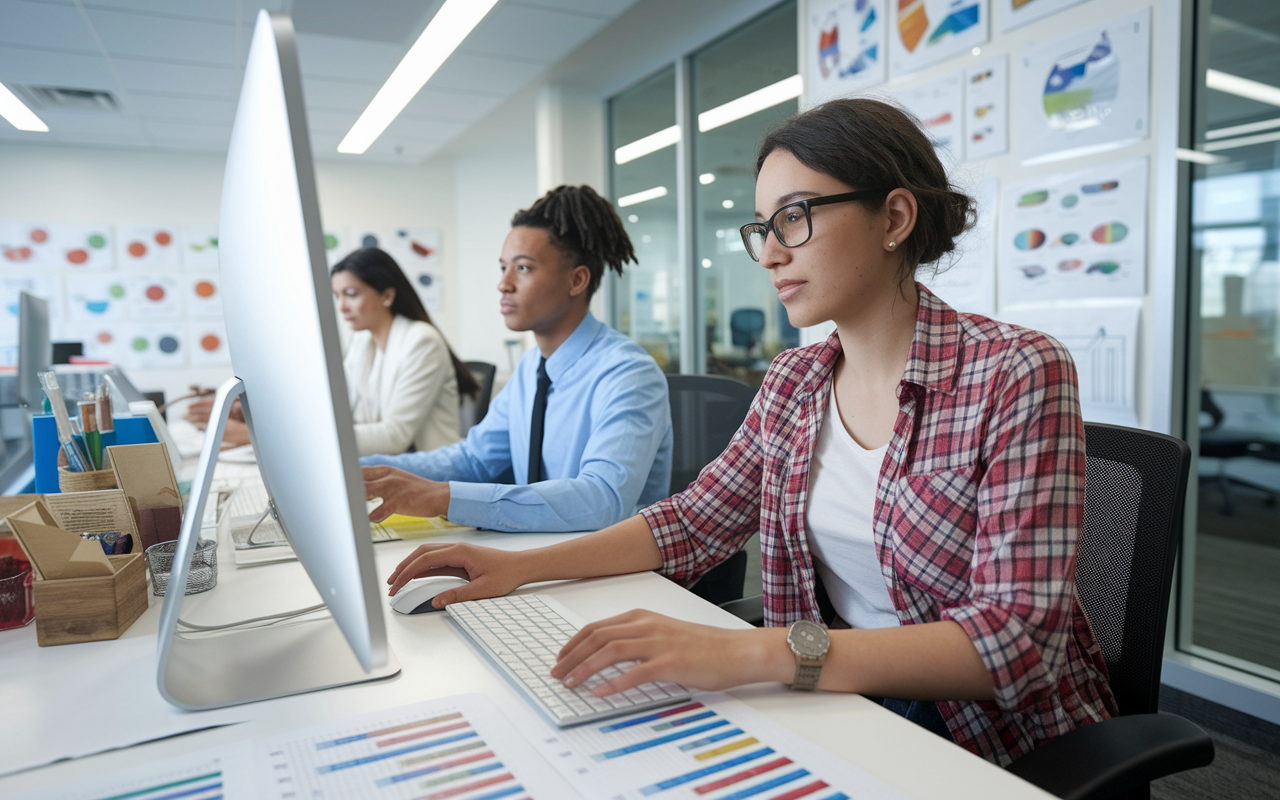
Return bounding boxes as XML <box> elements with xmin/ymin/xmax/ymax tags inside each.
<box><xmin>528</xmin><ymin>357</ymin><xmax>551</xmax><ymax>483</ymax></box>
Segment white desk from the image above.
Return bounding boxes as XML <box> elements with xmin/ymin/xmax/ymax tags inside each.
<box><xmin>0</xmin><ymin>528</ymin><xmax>1050</xmax><ymax>799</ymax></box>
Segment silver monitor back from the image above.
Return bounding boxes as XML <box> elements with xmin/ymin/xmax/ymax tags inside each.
<box><xmin>156</xmin><ymin>10</ymin><xmax>396</xmax><ymax>709</ymax></box>
<box><xmin>17</xmin><ymin>291</ymin><xmax>50</xmax><ymax>410</ymax></box>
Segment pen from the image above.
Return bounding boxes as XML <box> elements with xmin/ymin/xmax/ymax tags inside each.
<box><xmin>79</xmin><ymin>394</ymin><xmax>102</xmax><ymax>470</ymax></box>
<box><xmin>97</xmin><ymin>383</ymin><xmax>116</xmax><ymax>452</ymax></box>
<box><xmin>39</xmin><ymin>372</ymin><xmax>90</xmax><ymax>472</ymax></box>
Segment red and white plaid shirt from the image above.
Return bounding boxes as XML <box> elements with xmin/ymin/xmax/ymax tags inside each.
<box><xmin>642</xmin><ymin>286</ymin><xmax>1117</xmax><ymax>765</ymax></box>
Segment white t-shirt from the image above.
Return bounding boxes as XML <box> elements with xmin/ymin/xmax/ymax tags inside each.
<box><xmin>804</xmin><ymin>384</ymin><xmax>900</xmax><ymax>630</ymax></box>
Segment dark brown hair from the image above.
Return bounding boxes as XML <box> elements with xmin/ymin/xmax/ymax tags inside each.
<box><xmin>331</xmin><ymin>247</ymin><xmax>480</xmax><ymax>398</ymax></box>
<box><xmin>756</xmin><ymin>98</ymin><xmax>976</xmax><ymax>281</ymax></box>
<box><xmin>510</xmin><ymin>185</ymin><xmax>636</xmax><ymax>298</ymax></box>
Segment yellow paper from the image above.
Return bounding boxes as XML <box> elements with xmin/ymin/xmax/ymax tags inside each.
<box><xmin>379</xmin><ymin>514</ymin><xmax>471</xmax><ymax>540</ymax></box>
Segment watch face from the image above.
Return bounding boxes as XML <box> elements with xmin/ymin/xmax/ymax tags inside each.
<box><xmin>788</xmin><ymin>620</ymin><xmax>830</xmax><ymax>658</ymax></box>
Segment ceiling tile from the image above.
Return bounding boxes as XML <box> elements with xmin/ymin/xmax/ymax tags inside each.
<box><xmin>83</xmin><ymin>7</ymin><xmax>240</xmax><ymax>65</ymax></box>
<box><xmin>305</xmin><ymin>108</ymin><xmax>360</xmax><ymax>135</ymax></box>
<box><xmin>0</xmin><ymin>0</ymin><xmax>101</xmax><ymax>52</ymax></box>
<box><xmin>300</xmin><ymin>76</ymin><xmax>379</xmax><ymax>111</ymax></box>
<box><xmin>292</xmin><ymin>0</ymin><xmax>439</xmax><ymax>45</ymax></box>
<box><xmin>80</xmin><ymin>0</ymin><xmax>285</xmax><ymax>25</ymax></box>
<box><xmin>112</xmin><ymin>57</ymin><xmax>241</xmax><ymax>99</ymax></box>
<box><xmin>143</xmin><ymin>119</ymin><xmax>230</xmax><ymax>144</ymax></box>
<box><xmin>382</xmin><ymin>117</ymin><xmax>471</xmax><ymax>145</ymax></box>
<box><xmin>507</xmin><ymin>0</ymin><xmax>639</xmax><ymax>18</ymax></box>
<box><xmin>0</xmin><ymin>45</ymin><xmax>113</xmax><ymax>90</ymax></box>
<box><xmin>462</xmin><ymin>4</ymin><xmax>608</xmax><ymax>64</ymax></box>
<box><xmin>125</xmin><ymin>93</ymin><xmax>236</xmax><ymax>125</ymax></box>
<box><xmin>51</xmin><ymin>130</ymin><xmax>150</xmax><ymax>148</ymax></box>
<box><xmin>295</xmin><ymin>32</ymin><xmax>402</xmax><ymax>82</ymax></box>
<box><xmin>399</xmin><ymin>88</ymin><xmax>504</xmax><ymax>123</ymax></box>
<box><xmin>427</xmin><ymin>52</ymin><xmax>541</xmax><ymax>97</ymax></box>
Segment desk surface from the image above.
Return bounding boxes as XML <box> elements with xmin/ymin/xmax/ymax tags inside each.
<box><xmin>0</xmin><ymin>525</ymin><xmax>1050</xmax><ymax>799</ymax></box>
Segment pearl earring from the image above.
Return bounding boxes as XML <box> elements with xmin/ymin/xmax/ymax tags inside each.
<box><xmin>888</xmin><ymin>241</ymin><xmax>896</xmax><ymax>249</ymax></box>
<box><xmin>384</xmin><ymin>300</ymin><xmax>391</xmax><ymax>307</ymax></box>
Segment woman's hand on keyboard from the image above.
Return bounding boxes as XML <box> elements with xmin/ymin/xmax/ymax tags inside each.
<box><xmin>387</xmin><ymin>542</ymin><xmax>523</xmax><ymax>604</ymax></box>
<box><xmin>551</xmin><ymin>609</ymin><xmax>791</xmax><ymax>694</ymax></box>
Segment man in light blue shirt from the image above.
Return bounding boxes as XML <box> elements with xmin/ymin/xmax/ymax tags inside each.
<box><xmin>361</xmin><ymin>185</ymin><xmax>672</xmax><ymax>532</ymax></box>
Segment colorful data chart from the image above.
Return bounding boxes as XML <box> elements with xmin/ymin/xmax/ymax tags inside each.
<box><xmin>26</xmin><ymin>755</ymin><xmax>230</xmax><ymax>800</ymax></box>
<box><xmin>537</xmin><ymin>693</ymin><xmax>907</xmax><ymax>800</ymax></box>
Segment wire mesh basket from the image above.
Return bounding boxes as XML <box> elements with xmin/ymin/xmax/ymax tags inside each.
<box><xmin>145</xmin><ymin>538</ymin><xmax>217</xmax><ymax>596</ymax></box>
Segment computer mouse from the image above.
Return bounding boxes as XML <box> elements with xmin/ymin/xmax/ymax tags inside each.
<box><xmin>390</xmin><ymin>576</ymin><xmax>470</xmax><ymax>615</ymax></box>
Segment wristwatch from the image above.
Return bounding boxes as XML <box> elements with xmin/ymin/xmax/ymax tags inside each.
<box><xmin>786</xmin><ymin>619</ymin><xmax>830</xmax><ymax>691</ymax></box>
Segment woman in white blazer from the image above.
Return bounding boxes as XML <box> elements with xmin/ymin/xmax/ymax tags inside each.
<box><xmin>331</xmin><ymin>247</ymin><xmax>479</xmax><ymax>457</ymax></box>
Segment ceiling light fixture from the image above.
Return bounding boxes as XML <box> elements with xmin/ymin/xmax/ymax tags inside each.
<box><xmin>1201</xmin><ymin>129</ymin><xmax>1280</xmax><ymax>152</ymax></box>
<box><xmin>699</xmin><ymin>172</ymin><xmax>716</xmax><ymax>185</ymax></box>
<box><xmin>698</xmin><ymin>74</ymin><xmax>803</xmax><ymax>133</ymax></box>
<box><xmin>617</xmin><ymin>186</ymin><xmax>668</xmax><ymax>207</ymax></box>
<box><xmin>1206</xmin><ymin>116</ymin><xmax>1280</xmax><ymax>140</ymax></box>
<box><xmin>614</xmin><ymin>125</ymin><xmax>679</xmax><ymax>165</ymax></box>
<box><xmin>338</xmin><ymin>0</ymin><xmax>500</xmax><ymax>155</ymax></box>
<box><xmin>1175</xmin><ymin>148</ymin><xmax>1226</xmax><ymax>164</ymax></box>
<box><xmin>0</xmin><ymin>82</ymin><xmax>49</xmax><ymax>132</ymax></box>
<box><xmin>1205</xmin><ymin>69</ymin><xmax>1280</xmax><ymax>108</ymax></box>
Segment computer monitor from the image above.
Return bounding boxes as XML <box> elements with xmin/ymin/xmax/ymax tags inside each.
<box><xmin>17</xmin><ymin>291</ymin><xmax>50</xmax><ymax>411</ymax></box>
<box><xmin>156</xmin><ymin>10</ymin><xmax>398</xmax><ymax>710</ymax></box>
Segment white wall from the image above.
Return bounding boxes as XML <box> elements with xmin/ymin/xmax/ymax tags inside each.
<box><xmin>0</xmin><ymin>143</ymin><xmax>458</xmax><ymax>401</ymax></box>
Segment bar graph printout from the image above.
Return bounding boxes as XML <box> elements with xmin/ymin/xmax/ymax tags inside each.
<box><xmin>252</xmin><ymin>694</ymin><xmax>573</xmax><ymax>800</ymax></box>
<box><xmin>17</xmin><ymin>747</ymin><xmax>253</xmax><ymax>800</ymax></box>
<box><xmin>528</xmin><ymin>692</ymin><xmax>910</xmax><ymax>800</ymax></box>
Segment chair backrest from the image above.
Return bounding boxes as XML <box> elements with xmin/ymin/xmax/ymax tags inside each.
<box><xmin>459</xmin><ymin>360</ymin><xmax>497</xmax><ymax>436</ymax></box>
<box><xmin>730</xmin><ymin>309</ymin><xmax>766</xmax><ymax>350</ymax></box>
<box><xmin>666</xmin><ymin>374</ymin><xmax>758</xmax><ymax>496</ymax></box>
<box><xmin>1076</xmin><ymin>422</ymin><xmax>1190</xmax><ymax>717</ymax></box>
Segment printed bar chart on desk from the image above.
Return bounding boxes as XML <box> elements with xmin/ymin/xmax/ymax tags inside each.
<box><xmin>15</xmin><ymin>747</ymin><xmax>252</xmax><ymax>800</ymax></box>
<box><xmin>528</xmin><ymin>692</ymin><xmax>909</xmax><ymax>800</ymax></box>
<box><xmin>253</xmin><ymin>694</ymin><xmax>574</xmax><ymax>800</ymax></box>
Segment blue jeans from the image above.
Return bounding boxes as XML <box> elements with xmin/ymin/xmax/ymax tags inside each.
<box><xmin>867</xmin><ymin>696</ymin><xmax>955</xmax><ymax>741</ymax></box>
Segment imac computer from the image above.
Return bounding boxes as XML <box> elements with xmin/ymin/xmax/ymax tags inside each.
<box><xmin>156</xmin><ymin>11</ymin><xmax>399</xmax><ymax>709</ymax></box>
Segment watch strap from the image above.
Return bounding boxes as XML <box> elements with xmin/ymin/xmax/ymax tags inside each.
<box><xmin>792</xmin><ymin>658</ymin><xmax>823</xmax><ymax>691</ymax></box>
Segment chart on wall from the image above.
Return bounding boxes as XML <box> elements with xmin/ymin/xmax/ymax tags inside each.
<box><xmin>181</xmin><ymin>224</ymin><xmax>220</xmax><ymax>271</ymax></box>
<box><xmin>1018</xmin><ymin>7</ymin><xmax>1150</xmax><ymax>165</ymax></box>
<box><xmin>807</xmin><ymin>0</ymin><xmax>888</xmax><ymax>104</ymax></box>
<box><xmin>187</xmin><ymin>274</ymin><xmax>224</xmax><ymax>318</ymax></box>
<box><xmin>997</xmin><ymin>303</ymin><xmax>1139</xmax><ymax>426</ymax></box>
<box><xmin>189</xmin><ymin>319</ymin><xmax>230</xmax><ymax>367</ymax></box>
<box><xmin>889</xmin><ymin>0</ymin><xmax>989</xmax><ymax>78</ymax></box>
<box><xmin>963</xmin><ymin>54</ymin><xmax>1008</xmax><ymax>161</ymax></box>
<box><xmin>994</xmin><ymin>0</ymin><xmax>1089</xmax><ymax>33</ymax></box>
<box><xmin>351</xmin><ymin>227</ymin><xmax>446</xmax><ymax>315</ymax></box>
<box><xmin>999</xmin><ymin>156</ymin><xmax>1147</xmax><ymax>304</ymax></box>
<box><xmin>0</xmin><ymin>276</ymin><xmax>63</xmax><ymax>347</ymax></box>
<box><xmin>117</xmin><ymin>225</ymin><xmax>180</xmax><ymax>268</ymax></box>
<box><xmin>67</xmin><ymin>274</ymin><xmax>128</xmax><ymax>322</ymax></box>
<box><xmin>922</xmin><ymin>173</ymin><xmax>997</xmax><ymax>315</ymax></box>
<box><xmin>897</xmin><ymin>71</ymin><xmax>963</xmax><ymax>161</ymax></box>
<box><xmin>0</xmin><ymin>221</ymin><xmax>57</xmax><ymax>266</ymax></box>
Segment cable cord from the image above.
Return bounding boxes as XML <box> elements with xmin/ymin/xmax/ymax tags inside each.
<box><xmin>177</xmin><ymin>603</ymin><xmax>329</xmax><ymax>632</ymax></box>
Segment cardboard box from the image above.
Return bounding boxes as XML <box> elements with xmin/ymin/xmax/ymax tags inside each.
<box><xmin>106</xmin><ymin>443</ymin><xmax>183</xmax><ymax>549</ymax></box>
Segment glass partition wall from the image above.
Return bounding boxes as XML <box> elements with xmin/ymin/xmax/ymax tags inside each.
<box><xmin>1182</xmin><ymin>0</ymin><xmax>1280</xmax><ymax>680</ymax></box>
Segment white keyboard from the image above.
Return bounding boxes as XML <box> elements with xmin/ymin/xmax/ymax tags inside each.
<box><xmin>226</xmin><ymin>481</ymin><xmax>270</xmax><ymax>520</ymax></box>
<box><xmin>448</xmin><ymin>594</ymin><xmax>689</xmax><ymax>727</ymax></box>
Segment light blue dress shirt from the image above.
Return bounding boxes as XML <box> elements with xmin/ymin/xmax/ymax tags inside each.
<box><xmin>362</xmin><ymin>312</ymin><xmax>673</xmax><ymax>532</ymax></box>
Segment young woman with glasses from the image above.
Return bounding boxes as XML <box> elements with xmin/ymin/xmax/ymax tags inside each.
<box><xmin>384</xmin><ymin>99</ymin><xmax>1117</xmax><ymax>766</ymax></box>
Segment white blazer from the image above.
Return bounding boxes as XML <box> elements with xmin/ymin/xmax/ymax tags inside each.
<box><xmin>344</xmin><ymin>315</ymin><xmax>461</xmax><ymax>457</ymax></box>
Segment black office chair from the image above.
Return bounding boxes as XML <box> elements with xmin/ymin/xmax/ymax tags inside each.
<box><xmin>730</xmin><ymin>308</ymin><xmax>766</xmax><ymax>361</ymax></box>
<box><xmin>1198</xmin><ymin>389</ymin><xmax>1279</xmax><ymax>514</ymax></box>
<box><xmin>667</xmin><ymin>374</ymin><xmax>759</xmax><ymax>606</ymax></box>
<box><xmin>459</xmin><ymin>360</ymin><xmax>497</xmax><ymax>436</ymax></box>
<box><xmin>721</xmin><ymin>423</ymin><xmax>1215</xmax><ymax>799</ymax></box>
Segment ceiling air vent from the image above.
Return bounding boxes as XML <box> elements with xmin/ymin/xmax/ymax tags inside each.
<box><xmin>20</xmin><ymin>86</ymin><xmax>119</xmax><ymax>112</ymax></box>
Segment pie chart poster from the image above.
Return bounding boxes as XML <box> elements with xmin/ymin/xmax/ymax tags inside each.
<box><xmin>1018</xmin><ymin>7</ymin><xmax>1150</xmax><ymax>165</ymax></box>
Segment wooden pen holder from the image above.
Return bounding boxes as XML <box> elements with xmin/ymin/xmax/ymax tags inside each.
<box><xmin>32</xmin><ymin>552</ymin><xmax>146</xmax><ymax>646</ymax></box>
<box><xmin>58</xmin><ymin>466</ymin><xmax>117</xmax><ymax>493</ymax></box>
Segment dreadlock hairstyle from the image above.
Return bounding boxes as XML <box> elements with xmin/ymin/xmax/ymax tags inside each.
<box><xmin>331</xmin><ymin>247</ymin><xmax>481</xmax><ymax>399</ymax></box>
<box><xmin>509</xmin><ymin>185</ymin><xmax>637</xmax><ymax>298</ymax></box>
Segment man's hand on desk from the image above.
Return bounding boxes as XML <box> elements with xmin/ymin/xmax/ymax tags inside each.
<box><xmin>362</xmin><ymin>466</ymin><xmax>450</xmax><ymax>522</ymax></box>
<box><xmin>184</xmin><ymin>389</ymin><xmax>251</xmax><ymax>448</ymax></box>
<box><xmin>387</xmin><ymin>542</ymin><xmax>525</xmax><ymax>606</ymax></box>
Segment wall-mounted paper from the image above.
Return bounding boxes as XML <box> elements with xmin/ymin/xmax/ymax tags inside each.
<box><xmin>116</xmin><ymin>323</ymin><xmax>185</xmax><ymax>369</ymax></box>
<box><xmin>125</xmin><ymin>275</ymin><xmax>181</xmax><ymax>319</ymax></box>
<box><xmin>999</xmin><ymin>156</ymin><xmax>1147</xmax><ymax>305</ymax></box>
<box><xmin>67</xmin><ymin>275</ymin><xmax>129</xmax><ymax>322</ymax></box>
<box><xmin>51</xmin><ymin>225</ymin><xmax>114</xmax><ymax>269</ymax></box>
<box><xmin>189</xmin><ymin>319</ymin><xmax>230</xmax><ymax>367</ymax></box>
<box><xmin>181</xmin><ymin>224</ymin><xmax>219</xmax><ymax>271</ymax></box>
<box><xmin>898</xmin><ymin>71</ymin><xmax>964</xmax><ymax>160</ymax></box>
<box><xmin>1018</xmin><ymin>8</ymin><xmax>1150</xmax><ymax>165</ymax></box>
<box><xmin>807</xmin><ymin>0</ymin><xmax>888</xmax><ymax>104</ymax></box>
<box><xmin>963</xmin><ymin>54</ymin><xmax>1008</xmax><ymax>161</ymax></box>
<box><xmin>0</xmin><ymin>276</ymin><xmax>64</xmax><ymax>347</ymax></box>
<box><xmin>117</xmin><ymin>225</ymin><xmax>180</xmax><ymax>268</ymax></box>
<box><xmin>0</xmin><ymin>222</ymin><xmax>58</xmax><ymax>267</ymax></box>
<box><xmin>889</xmin><ymin>0</ymin><xmax>989</xmax><ymax>79</ymax></box>
<box><xmin>922</xmin><ymin>173</ymin><xmax>997</xmax><ymax>315</ymax></box>
<box><xmin>370</xmin><ymin>228</ymin><xmax>444</xmax><ymax>315</ymax></box>
<box><xmin>997</xmin><ymin>303</ymin><xmax>1139</xmax><ymax>426</ymax></box>
<box><xmin>80</xmin><ymin>324</ymin><xmax>125</xmax><ymax>363</ymax></box>
<box><xmin>995</xmin><ymin>0</ymin><xmax>1089</xmax><ymax>33</ymax></box>
<box><xmin>324</xmin><ymin>227</ymin><xmax>355</xmax><ymax>267</ymax></box>
<box><xmin>186</xmin><ymin>274</ymin><xmax>223</xmax><ymax>318</ymax></box>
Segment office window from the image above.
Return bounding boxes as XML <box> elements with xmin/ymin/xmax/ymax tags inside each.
<box><xmin>1184</xmin><ymin>0</ymin><xmax>1280</xmax><ymax>678</ymax></box>
<box><xmin>691</xmin><ymin>3</ymin><xmax>799</xmax><ymax>385</ymax></box>
<box><xmin>609</xmin><ymin>67</ymin><xmax>681</xmax><ymax>373</ymax></box>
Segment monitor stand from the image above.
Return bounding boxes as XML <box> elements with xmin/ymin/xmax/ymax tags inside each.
<box><xmin>156</xmin><ymin>377</ymin><xmax>399</xmax><ymax>710</ymax></box>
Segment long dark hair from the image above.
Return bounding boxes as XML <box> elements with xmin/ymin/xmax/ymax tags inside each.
<box><xmin>510</xmin><ymin>185</ymin><xmax>636</xmax><ymax>298</ymax></box>
<box><xmin>757</xmin><ymin>98</ymin><xmax>976</xmax><ymax>282</ymax></box>
<box><xmin>331</xmin><ymin>247</ymin><xmax>480</xmax><ymax>398</ymax></box>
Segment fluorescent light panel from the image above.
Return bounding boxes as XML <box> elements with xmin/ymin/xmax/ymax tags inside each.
<box><xmin>1206</xmin><ymin>69</ymin><xmax>1280</xmax><ymax>108</ymax></box>
<box><xmin>0</xmin><ymin>82</ymin><xmax>49</xmax><ymax>132</ymax></box>
<box><xmin>698</xmin><ymin>75</ymin><xmax>803</xmax><ymax>133</ymax></box>
<box><xmin>1207</xmin><ymin>116</ymin><xmax>1280</xmax><ymax>140</ymax></box>
<box><xmin>617</xmin><ymin>186</ymin><xmax>668</xmax><ymax>207</ymax></box>
<box><xmin>1202</xmin><ymin>129</ymin><xmax>1280</xmax><ymax>152</ymax></box>
<box><xmin>338</xmin><ymin>0</ymin><xmax>500</xmax><ymax>155</ymax></box>
<box><xmin>1175</xmin><ymin>148</ymin><xmax>1226</xmax><ymax>164</ymax></box>
<box><xmin>614</xmin><ymin>125</ymin><xmax>679</xmax><ymax>165</ymax></box>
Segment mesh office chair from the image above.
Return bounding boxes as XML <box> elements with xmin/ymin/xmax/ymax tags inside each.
<box><xmin>730</xmin><ymin>309</ymin><xmax>766</xmax><ymax>360</ymax></box>
<box><xmin>458</xmin><ymin>360</ymin><xmax>497</xmax><ymax>436</ymax></box>
<box><xmin>667</xmin><ymin>374</ymin><xmax>759</xmax><ymax>605</ymax></box>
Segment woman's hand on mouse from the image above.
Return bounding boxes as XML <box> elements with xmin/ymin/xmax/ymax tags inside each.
<box><xmin>387</xmin><ymin>543</ymin><xmax>525</xmax><ymax>607</ymax></box>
